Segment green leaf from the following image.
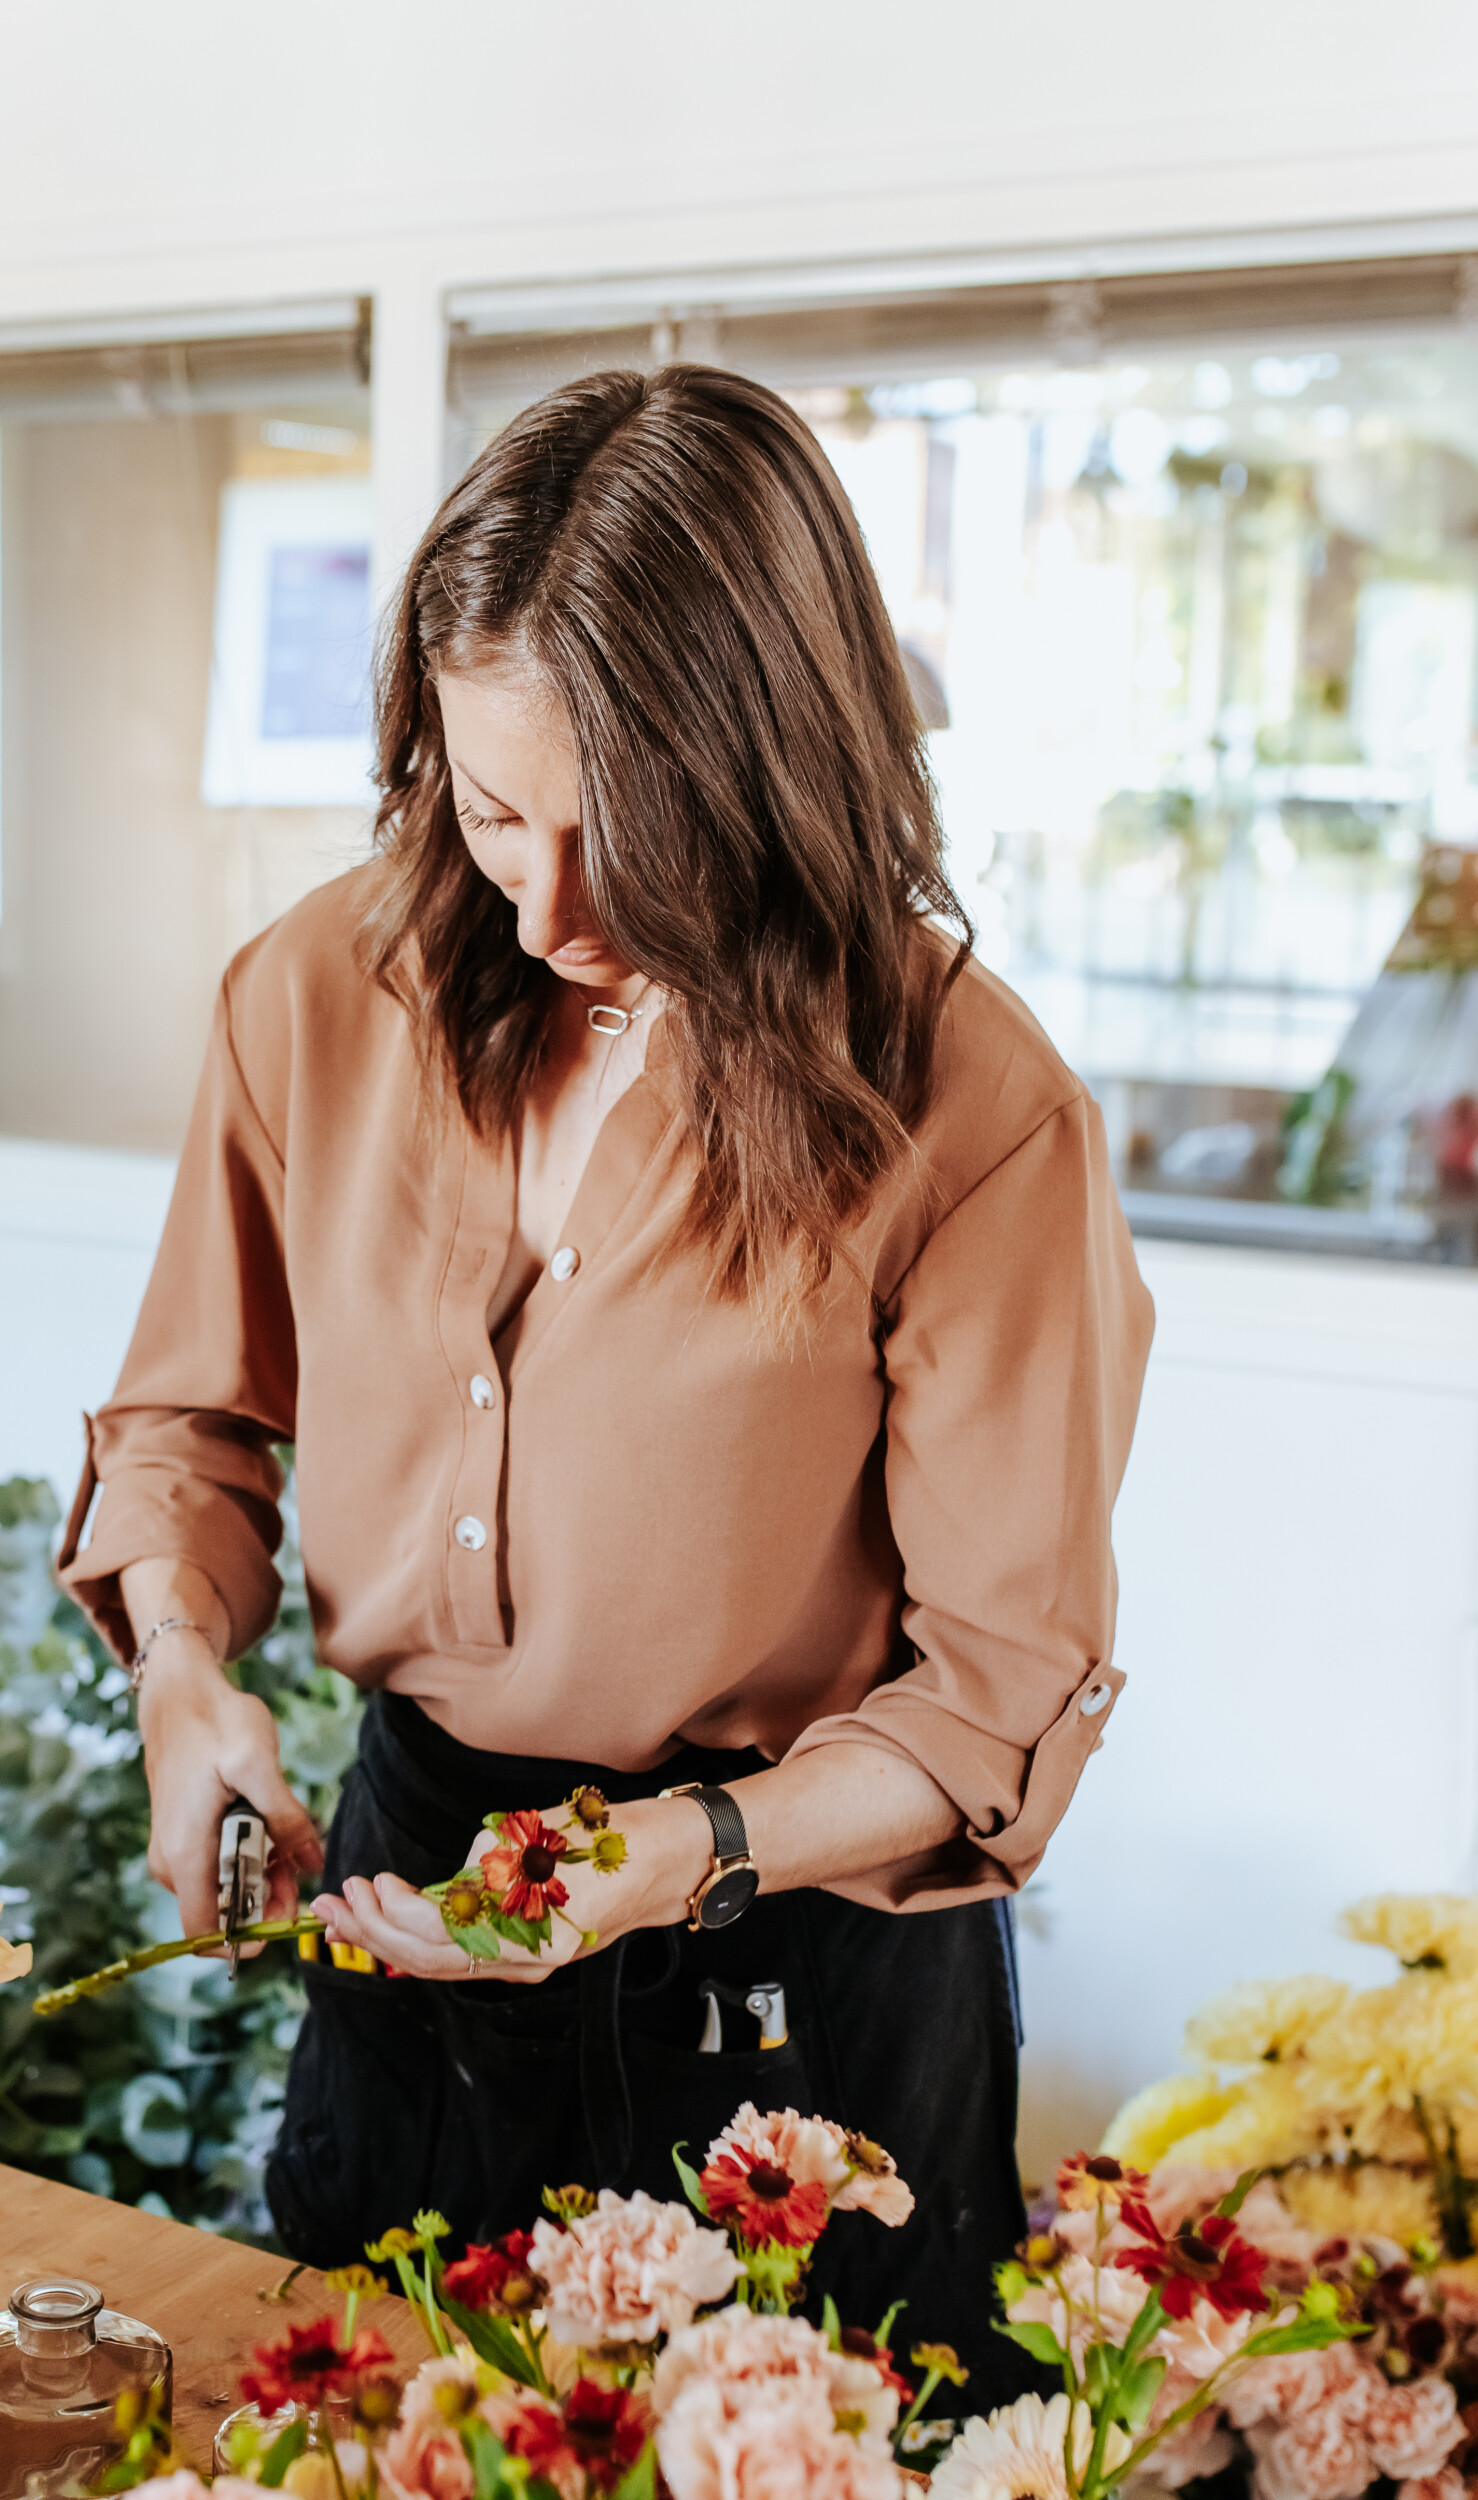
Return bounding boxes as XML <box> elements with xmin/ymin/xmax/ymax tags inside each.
<box><xmin>1083</xmin><ymin>2341</ymin><xmax>1116</xmax><ymax>2404</ymax></box>
<box><xmin>1120</xmin><ymin>2288</ymin><xmax>1168</xmax><ymax>2364</ymax></box>
<box><xmin>1114</xmin><ymin>2354</ymin><xmax>1167</xmax><ymax>2431</ymax></box>
<box><xmin>611</xmin><ymin>2443</ymin><xmax>657</xmax><ymax>2500</ymax></box>
<box><xmin>822</xmin><ymin>2294</ymin><xmax>842</xmax><ymax>2349</ymax></box>
<box><xmin>874</xmin><ymin>2298</ymin><xmax>905</xmax><ymax>2349</ymax></box>
<box><xmin>439</xmin><ymin>2294</ymin><xmax>546</xmax><ymax>2388</ymax></box>
<box><xmin>993</xmin><ymin>2261</ymin><xmax>1029</xmax><ymax>2308</ymax></box>
<box><xmin>257</xmin><ymin>2415</ymin><xmax>310</xmax><ymax>2488</ymax></box>
<box><xmin>1242</xmin><ymin>2315</ymin><xmax>1361</xmax><ymax>2356</ymax></box>
<box><xmin>461</xmin><ymin>2417</ymin><xmax>520</xmax><ymax>2500</ymax></box>
<box><xmin>671</xmin><ymin>2140</ymin><xmax>710</xmax><ymax>2216</ymax></box>
<box><xmin>442</xmin><ymin>1917</ymin><xmax>505</xmax><ymax>1961</ymax></box>
<box><xmin>1214</xmin><ymin>2169</ymin><xmax>1262</xmax><ymax>2219</ymax></box>
<box><xmin>997</xmin><ymin>2318</ymin><xmax>1068</xmax><ymax>2367</ymax></box>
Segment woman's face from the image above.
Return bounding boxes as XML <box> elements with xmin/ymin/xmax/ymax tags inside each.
<box><xmin>438</xmin><ymin>662</ymin><xmax>635</xmax><ymax>992</ymax></box>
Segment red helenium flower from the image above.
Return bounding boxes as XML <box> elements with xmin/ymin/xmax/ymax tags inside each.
<box><xmin>699</xmin><ymin>2147</ymin><xmax>832</xmax><ymax>2248</ymax></box>
<box><xmin>442</xmin><ymin>2229</ymin><xmax>541</xmax><ymax>2314</ymax></box>
<box><xmin>491</xmin><ymin>1809</ymin><xmax>571</xmax><ymax>1921</ymax></box>
<box><xmin>240</xmin><ymin>2317</ymin><xmax>396</xmax><ymax>2413</ymax></box>
<box><xmin>1112</xmin><ymin>2196</ymin><xmax>1269</xmax><ymax>2322</ymax></box>
<box><xmin>505</xmin><ymin>2381</ymin><xmax>649</xmax><ymax>2494</ymax></box>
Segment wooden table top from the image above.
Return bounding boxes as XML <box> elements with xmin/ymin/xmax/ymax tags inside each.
<box><xmin>1</xmin><ymin>2165</ymin><xmax>428</xmax><ymax>2467</ymax></box>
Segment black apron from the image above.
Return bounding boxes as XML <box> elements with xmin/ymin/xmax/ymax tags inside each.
<box><xmin>266</xmin><ymin>1692</ymin><xmax>1035</xmax><ymax>2406</ymax></box>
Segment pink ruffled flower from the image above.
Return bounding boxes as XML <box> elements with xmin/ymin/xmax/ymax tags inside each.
<box><xmin>1223</xmin><ymin>2339</ymin><xmax>1374</xmax><ymax>2432</ymax></box>
<box><xmin>653</xmin><ymin>2306</ymin><xmax>898</xmax><ymax>2442</ymax></box>
<box><xmin>1247</xmin><ymin>2409</ymin><xmax>1375</xmax><ymax>2500</ymax></box>
<box><xmin>528</xmin><ymin>2189</ymin><xmax>739</xmax><ymax>2346</ymax></box>
<box><xmin>1364</xmin><ymin>2375</ymin><xmax>1463</xmax><ymax>2482</ymax></box>
<box><xmin>380</xmin><ymin>2353</ymin><xmax>480</xmax><ymax>2500</ymax></box>
<box><xmin>1133</xmin><ymin>2388</ymin><xmax>1236</xmax><ymax>2492</ymax></box>
<box><xmin>1396</xmin><ymin>2474</ymin><xmax>1467</xmax><ymax>2500</ymax></box>
<box><xmin>656</xmin><ymin>2377</ymin><xmax>902</xmax><ymax>2500</ymax></box>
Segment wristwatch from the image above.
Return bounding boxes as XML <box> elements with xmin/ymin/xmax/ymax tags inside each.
<box><xmin>659</xmin><ymin>1782</ymin><xmax>760</xmax><ymax>1930</ymax></box>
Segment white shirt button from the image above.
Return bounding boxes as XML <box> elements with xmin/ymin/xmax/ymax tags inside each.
<box><xmin>453</xmin><ymin>1515</ymin><xmax>487</xmax><ymax>1551</ymax></box>
<box><xmin>469</xmin><ymin>1374</ymin><xmax>495</xmax><ymax>1409</ymax></box>
<box><xmin>1079</xmin><ymin>1684</ymin><xmax>1111</xmax><ymax>1717</ymax></box>
<box><xmin>550</xmin><ymin>1245</ymin><xmax>580</xmax><ymax>1282</ymax></box>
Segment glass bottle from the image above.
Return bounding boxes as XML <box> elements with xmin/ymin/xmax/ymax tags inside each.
<box><xmin>0</xmin><ymin>2275</ymin><xmax>171</xmax><ymax>2499</ymax></box>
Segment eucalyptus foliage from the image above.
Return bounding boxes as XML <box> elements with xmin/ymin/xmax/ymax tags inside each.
<box><xmin>0</xmin><ymin>1463</ymin><xmax>360</xmax><ymax>2243</ymax></box>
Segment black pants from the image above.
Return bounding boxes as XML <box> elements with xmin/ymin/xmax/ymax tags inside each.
<box><xmin>266</xmin><ymin>1693</ymin><xmax>1033</xmax><ymax>2402</ymax></box>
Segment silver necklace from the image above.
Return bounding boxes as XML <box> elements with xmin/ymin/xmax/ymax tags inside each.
<box><xmin>586</xmin><ymin>984</ymin><xmax>651</xmax><ymax>1039</ymax></box>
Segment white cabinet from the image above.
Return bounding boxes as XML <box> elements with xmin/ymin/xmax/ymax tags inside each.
<box><xmin>1017</xmin><ymin>1239</ymin><xmax>1478</xmax><ymax>2188</ymax></box>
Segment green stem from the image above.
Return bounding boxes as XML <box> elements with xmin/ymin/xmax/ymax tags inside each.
<box><xmin>319</xmin><ymin>2407</ymin><xmax>351</xmax><ymax>2500</ymax></box>
<box><xmin>33</xmin><ymin>1917</ymin><xmax>327</xmax><ymax>2016</ymax></box>
<box><xmin>892</xmin><ymin>2365</ymin><xmax>945</xmax><ymax>2451</ymax></box>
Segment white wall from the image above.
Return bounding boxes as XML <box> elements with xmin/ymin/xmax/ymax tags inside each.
<box><xmin>0</xmin><ymin>1</ymin><xmax>1475</xmax><ymax>587</ymax></box>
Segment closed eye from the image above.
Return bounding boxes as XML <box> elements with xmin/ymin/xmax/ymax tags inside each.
<box><xmin>456</xmin><ymin>799</ymin><xmax>517</xmax><ymax>836</ymax></box>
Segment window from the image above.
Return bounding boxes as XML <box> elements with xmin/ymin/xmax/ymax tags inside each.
<box><xmin>447</xmin><ymin>254</ymin><xmax>1478</xmax><ymax>1109</ymax></box>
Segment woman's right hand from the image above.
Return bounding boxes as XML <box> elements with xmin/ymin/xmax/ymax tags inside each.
<box><xmin>135</xmin><ymin>1630</ymin><xmax>324</xmax><ymax>1952</ymax></box>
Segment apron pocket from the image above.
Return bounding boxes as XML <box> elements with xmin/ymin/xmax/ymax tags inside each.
<box><xmin>622</xmin><ymin>2031</ymin><xmax>812</xmax><ymax>2191</ymax></box>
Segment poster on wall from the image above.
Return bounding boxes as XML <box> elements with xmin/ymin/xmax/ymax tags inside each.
<box><xmin>201</xmin><ymin>477</ymin><xmax>375</xmax><ymax>807</ymax></box>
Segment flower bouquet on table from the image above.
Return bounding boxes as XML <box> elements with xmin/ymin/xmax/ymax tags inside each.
<box><xmin>91</xmin><ymin>2101</ymin><xmax>962</xmax><ymax>2500</ymax></box>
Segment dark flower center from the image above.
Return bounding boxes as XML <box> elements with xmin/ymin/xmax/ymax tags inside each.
<box><xmin>840</xmin><ymin>2328</ymin><xmax>879</xmax><ymax>2357</ymax></box>
<box><xmin>291</xmin><ymin>2340</ymin><xmax>342</xmax><ymax>2374</ymax></box>
<box><xmin>747</xmin><ymin>2161</ymin><xmax>794</xmax><ymax>2201</ymax></box>
<box><xmin>1170</xmin><ymin>2232</ymin><xmax>1223</xmax><ymax>2280</ymax></box>
<box><xmin>521</xmin><ymin>1845</ymin><xmax>558</xmax><ymax>1883</ymax></box>
<box><xmin>1084</xmin><ymin>2156</ymin><xmax>1123</xmax><ymax>2181</ymax></box>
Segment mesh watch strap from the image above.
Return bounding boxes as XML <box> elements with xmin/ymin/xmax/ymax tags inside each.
<box><xmin>669</xmin><ymin>1782</ymin><xmax>750</xmax><ymax>1861</ymax></box>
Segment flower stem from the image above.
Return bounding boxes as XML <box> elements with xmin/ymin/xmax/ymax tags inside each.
<box><xmin>319</xmin><ymin>2407</ymin><xmax>351</xmax><ymax>2500</ymax></box>
<box><xmin>32</xmin><ymin>1917</ymin><xmax>327</xmax><ymax>2016</ymax></box>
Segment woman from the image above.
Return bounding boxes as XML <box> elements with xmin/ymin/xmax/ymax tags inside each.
<box><xmin>60</xmin><ymin>366</ymin><xmax>1152</xmax><ymax>2393</ymax></box>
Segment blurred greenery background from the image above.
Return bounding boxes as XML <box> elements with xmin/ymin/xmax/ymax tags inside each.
<box><xmin>0</xmin><ymin>1460</ymin><xmax>358</xmax><ymax>2244</ymax></box>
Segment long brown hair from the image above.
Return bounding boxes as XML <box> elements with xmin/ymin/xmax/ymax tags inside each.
<box><xmin>362</xmin><ymin>364</ymin><xmax>971</xmax><ymax>1319</ymax></box>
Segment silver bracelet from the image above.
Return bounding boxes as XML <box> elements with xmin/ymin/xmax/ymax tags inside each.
<box><xmin>128</xmin><ymin>1616</ymin><xmax>209</xmax><ymax>1693</ymax></box>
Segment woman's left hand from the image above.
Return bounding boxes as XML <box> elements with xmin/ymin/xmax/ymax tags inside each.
<box><xmin>310</xmin><ymin>1793</ymin><xmax>711</xmax><ymax>1982</ymax></box>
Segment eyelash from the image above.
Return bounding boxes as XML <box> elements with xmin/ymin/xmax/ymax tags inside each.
<box><xmin>456</xmin><ymin>801</ymin><xmax>515</xmax><ymax>836</ymax></box>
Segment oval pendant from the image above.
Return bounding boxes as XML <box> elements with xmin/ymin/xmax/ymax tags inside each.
<box><xmin>587</xmin><ymin>1004</ymin><xmax>633</xmax><ymax>1036</ymax></box>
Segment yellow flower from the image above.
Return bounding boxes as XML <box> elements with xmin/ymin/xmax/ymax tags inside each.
<box><xmin>1280</xmin><ymin>2162</ymin><xmax>1440</xmax><ymax>2250</ymax></box>
<box><xmin>1185</xmin><ymin>1975</ymin><xmax>1348</xmax><ymax>2065</ymax></box>
<box><xmin>1299</xmin><ymin>1974</ymin><xmax>1478</xmax><ymax>2148</ymax></box>
<box><xmin>1100</xmin><ymin>2073</ymin><xmax>1236</xmax><ymax>2168</ymax></box>
<box><xmin>1171</xmin><ymin>2066</ymin><xmax>1323</xmax><ymax>2171</ymax></box>
<box><xmin>1340</xmin><ymin>1893</ymin><xmax>1478</xmax><ymax>1977</ymax></box>
<box><xmin>0</xmin><ymin>1938</ymin><xmax>32</xmax><ymax>1985</ymax></box>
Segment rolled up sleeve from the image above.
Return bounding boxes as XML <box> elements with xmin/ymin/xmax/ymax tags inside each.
<box><xmin>787</xmin><ymin>1090</ymin><xmax>1154</xmax><ymax>1910</ymax></box>
<box><xmin>57</xmin><ymin>973</ymin><xmax>297</xmax><ymax>1662</ymax></box>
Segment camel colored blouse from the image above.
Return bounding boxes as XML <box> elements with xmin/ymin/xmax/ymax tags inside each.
<box><xmin>59</xmin><ymin>870</ymin><xmax>1154</xmax><ymax>1911</ymax></box>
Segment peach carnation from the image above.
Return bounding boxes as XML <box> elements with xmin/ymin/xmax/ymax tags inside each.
<box><xmin>529</xmin><ymin>2189</ymin><xmax>738</xmax><ymax>2346</ymax></box>
<box><xmin>1364</xmin><ymin>2374</ymin><xmax>1463</xmax><ymax>2482</ymax></box>
<box><xmin>1247</xmin><ymin>2408</ymin><xmax>1375</xmax><ymax>2500</ymax></box>
<box><xmin>1223</xmin><ymin>2338</ymin><xmax>1374</xmax><ymax>2433</ymax></box>
<box><xmin>653</xmin><ymin>2306</ymin><xmax>898</xmax><ymax>2442</ymax></box>
<box><xmin>1134</xmin><ymin>2386</ymin><xmax>1236</xmax><ymax>2492</ymax></box>
<box><xmin>656</xmin><ymin>2375</ymin><xmax>902</xmax><ymax>2500</ymax></box>
<box><xmin>932</xmin><ymin>2394</ymin><xmax>1128</xmax><ymax>2500</ymax></box>
<box><xmin>1396</xmin><ymin>2475</ymin><xmax>1467</xmax><ymax>2500</ymax></box>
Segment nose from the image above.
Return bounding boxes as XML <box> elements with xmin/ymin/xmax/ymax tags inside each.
<box><xmin>511</xmin><ymin>829</ymin><xmax>584</xmax><ymax>958</ymax></box>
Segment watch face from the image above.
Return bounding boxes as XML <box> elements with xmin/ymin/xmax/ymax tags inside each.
<box><xmin>698</xmin><ymin>1865</ymin><xmax>760</xmax><ymax>1928</ymax></box>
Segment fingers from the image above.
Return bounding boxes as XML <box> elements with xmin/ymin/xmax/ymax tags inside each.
<box><xmin>309</xmin><ymin>1876</ymin><xmax>561</xmax><ymax>1984</ymax></box>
